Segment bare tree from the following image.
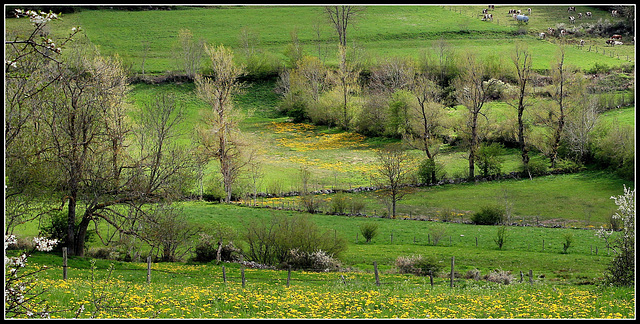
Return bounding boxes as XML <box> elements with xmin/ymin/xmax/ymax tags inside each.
<box><xmin>405</xmin><ymin>73</ymin><xmax>446</xmax><ymax>183</ymax></box>
<box><xmin>548</xmin><ymin>46</ymin><xmax>573</xmax><ymax>168</ymax></box>
<box><xmin>454</xmin><ymin>53</ymin><xmax>497</xmax><ymax>179</ymax></box>
<box><xmin>174</xmin><ymin>29</ymin><xmax>205</xmax><ymax>80</ymax></box>
<box><xmin>325</xmin><ymin>6</ymin><xmax>365</xmax><ymax>130</ymax></box>
<box><xmin>324</xmin><ymin>5</ymin><xmax>365</xmax><ymax>48</ymax></box>
<box><xmin>507</xmin><ymin>43</ymin><xmax>534</xmax><ymax>178</ymax></box>
<box><xmin>565</xmin><ymin>94</ymin><xmax>600</xmax><ymax>163</ymax></box>
<box><xmin>334</xmin><ymin>45</ymin><xmax>361</xmax><ymax>130</ymax></box>
<box><xmin>195</xmin><ymin>44</ymin><xmax>247</xmax><ymax>203</ymax></box>
<box><xmin>373</xmin><ymin>143</ymin><xmax>416</xmax><ymax>218</ymax></box>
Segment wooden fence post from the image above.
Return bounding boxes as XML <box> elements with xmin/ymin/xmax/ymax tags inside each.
<box><xmin>475</xmin><ymin>237</ymin><xmax>478</xmax><ymax>247</ymax></box>
<box><xmin>429</xmin><ymin>271</ymin><xmax>434</xmax><ymax>287</ymax></box>
<box><xmin>529</xmin><ymin>269</ymin><xmax>533</xmax><ymax>285</ymax></box>
<box><xmin>62</xmin><ymin>247</ymin><xmax>68</xmax><ymax>280</ymax></box>
<box><xmin>373</xmin><ymin>261</ymin><xmax>380</xmax><ymax>286</ymax></box>
<box><xmin>147</xmin><ymin>256</ymin><xmax>151</xmax><ymax>284</ymax></box>
<box><xmin>241</xmin><ymin>266</ymin><xmax>246</xmax><ymax>288</ymax></box>
<box><xmin>222</xmin><ymin>265</ymin><xmax>227</xmax><ymax>283</ymax></box>
<box><xmin>450</xmin><ymin>256</ymin><xmax>455</xmax><ymax>288</ymax></box>
<box><xmin>287</xmin><ymin>265</ymin><xmax>292</xmax><ymax>288</ymax></box>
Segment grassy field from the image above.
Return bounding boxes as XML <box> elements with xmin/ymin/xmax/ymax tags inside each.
<box><xmin>5</xmin><ymin>5</ymin><xmax>635</xmax><ymax>319</ymax></box>
<box><xmin>5</xmin><ymin>5</ymin><xmax>633</xmax><ymax>73</ymax></box>
<box><xmin>10</xmin><ymin>252</ymin><xmax>635</xmax><ymax>318</ymax></box>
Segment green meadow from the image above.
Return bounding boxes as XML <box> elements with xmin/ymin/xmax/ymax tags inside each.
<box><xmin>5</xmin><ymin>5</ymin><xmax>635</xmax><ymax>319</ymax></box>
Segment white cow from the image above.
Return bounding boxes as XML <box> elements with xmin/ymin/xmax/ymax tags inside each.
<box><xmin>569</xmin><ymin>16</ymin><xmax>575</xmax><ymax>24</ymax></box>
<box><xmin>579</xmin><ymin>39</ymin><xmax>585</xmax><ymax>46</ymax></box>
<box><xmin>539</xmin><ymin>32</ymin><xmax>546</xmax><ymax>39</ymax></box>
<box><xmin>585</xmin><ymin>11</ymin><xmax>592</xmax><ymax>18</ymax></box>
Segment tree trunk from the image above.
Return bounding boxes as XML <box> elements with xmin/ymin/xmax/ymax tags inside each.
<box><xmin>468</xmin><ymin>113</ymin><xmax>478</xmax><ymax>179</ymax></box>
<box><xmin>66</xmin><ymin>195</ymin><xmax>77</xmax><ymax>256</ymax></box>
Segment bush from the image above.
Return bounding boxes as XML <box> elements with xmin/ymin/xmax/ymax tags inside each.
<box><xmin>243</xmin><ymin>214</ymin><xmax>347</xmax><ymax>267</ymax></box>
<box><xmin>417</xmin><ymin>158</ymin><xmax>446</xmax><ymax>184</ymax></box>
<box><xmin>561</xmin><ymin>232</ymin><xmax>574</xmax><ymax>254</ymax></box>
<box><xmin>395</xmin><ymin>255</ymin><xmax>444</xmax><ymax>276</ymax></box>
<box><xmin>286</xmin><ymin>249</ymin><xmax>341</xmax><ymax>271</ymax></box>
<box><xmin>483</xmin><ymin>269</ymin><xmax>514</xmax><ymax>285</ymax></box>
<box><xmin>494</xmin><ymin>226</ymin><xmax>509</xmax><ymax>250</ymax></box>
<box><xmin>524</xmin><ymin>157</ymin><xmax>549</xmax><ymax>177</ymax></box>
<box><xmin>475</xmin><ymin>142</ymin><xmax>505</xmax><ymax>177</ymax></box>
<box><xmin>428</xmin><ymin>223</ymin><xmax>447</xmax><ymax>246</ymax></box>
<box><xmin>300</xmin><ymin>194</ymin><xmax>323</xmax><ymax>214</ymax></box>
<box><xmin>471</xmin><ymin>205</ymin><xmax>505</xmax><ymax>225</ymax></box>
<box><xmin>192</xmin><ymin>233</ymin><xmax>242</xmax><ymax>263</ymax></box>
<box><xmin>359</xmin><ymin>222</ymin><xmax>378</xmax><ymax>243</ymax></box>
<box><xmin>330</xmin><ymin>193</ymin><xmax>350</xmax><ymax>214</ymax></box>
<box><xmin>349</xmin><ymin>198</ymin><xmax>366</xmax><ymax>215</ymax></box>
<box><xmin>40</xmin><ymin>211</ymin><xmax>95</xmax><ymax>251</ymax></box>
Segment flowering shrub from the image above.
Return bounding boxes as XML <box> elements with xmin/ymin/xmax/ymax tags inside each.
<box><xmin>5</xmin><ymin>235</ymin><xmax>59</xmax><ymax>318</ymax></box>
<box><xmin>595</xmin><ymin>185</ymin><xmax>635</xmax><ymax>286</ymax></box>
<box><xmin>286</xmin><ymin>249</ymin><xmax>341</xmax><ymax>272</ymax></box>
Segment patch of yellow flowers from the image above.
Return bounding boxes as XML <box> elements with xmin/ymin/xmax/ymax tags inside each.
<box><xmin>32</xmin><ymin>274</ymin><xmax>634</xmax><ymax>319</ymax></box>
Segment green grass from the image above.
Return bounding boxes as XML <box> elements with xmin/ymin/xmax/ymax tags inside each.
<box><xmin>10</xmin><ymin>253</ymin><xmax>635</xmax><ymax>319</ymax></box>
<box><xmin>600</xmin><ymin>106</ymin><xmax>635</xmax><ymax>125</ymax></box>
<box><xmin>5</xmin><ymin>5</ymin><xmax>633</xmax><ymax>74</ymax></box>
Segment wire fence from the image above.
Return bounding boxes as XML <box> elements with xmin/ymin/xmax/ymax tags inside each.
<box><xmin>60</xmin><ymin>249</ymin><xmax>545</xmax><ymax>289</ymax></box>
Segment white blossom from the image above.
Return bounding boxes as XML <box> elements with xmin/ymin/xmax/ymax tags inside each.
<box><xmin>33</xmin><ymin>237</ymin><xmax>59</xmax><ymax>252</ymax></box>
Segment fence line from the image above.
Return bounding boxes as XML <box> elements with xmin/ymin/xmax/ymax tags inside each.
<box><xmin>60</xmin><ymin>254</ymin><xmax>546</xmax><ymax>290</ymax></box>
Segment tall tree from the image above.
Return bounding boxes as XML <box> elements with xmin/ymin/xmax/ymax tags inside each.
<box><xmin>325</xmin><ymin>5</ymin><xmax>365</xmax><ymax>130</ymax></box>
<box><xmin>174</xmin><ymin>29</ymin><xmax>205</xmax><ymax>80</ymax></box>
<box><xmin>373</xmin><ymin>144</ymin><xmax>415</xmax><ymax>218</ymax></box>
<box><xmin>195</xmin><ymin>44</ymin><xmax>247</xmax><ymax>203</ymax></box>
<box><xmin>453</xmin><ymin>53</ymin><xmax>497</xmax><ymax>179</ymax></box>
<box><xmin>324</xmin><ymin>5</ymin><xmax>365</xmax><ymax>49</ymax></box>
<box><xmin>546</xmin><ymin>46</ymin><xmax>579</xmax><ymax>168</ymax></box>
<box><xmin>4</xmin><ymin>10</ymin><xmax>81</xmax><ymax>235</ymax></box>
<box><xmin>507</xmin><ymin>43</ymin><xmax>534</xmax><ymax>178</ymax></box>
<box><xmin>406</xmin><ymin>73</ymin><xmax>445</xmax><ymax>183</ymax></box>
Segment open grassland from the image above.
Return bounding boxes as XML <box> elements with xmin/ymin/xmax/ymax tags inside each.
<box><xmin>5</xmin><ymin>5</ymin><xmax>632</xmax><ymax>73</ymax></box>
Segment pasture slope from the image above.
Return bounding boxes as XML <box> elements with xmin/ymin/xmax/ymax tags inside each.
<box><xmin>4</xmin><ymin>5</ymin><xmax>635</xmax><ymax>319</ymax></box>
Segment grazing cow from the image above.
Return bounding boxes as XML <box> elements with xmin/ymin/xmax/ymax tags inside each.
<box><xmin>539</xmin><ymin>32</ymin><xmax>546</xmax><ymax>39</ymax></box>
<box><xmin>516</xmin><ymin>14</ymin><xmax>529</xmax><ymax>23</ymax></box>
<box><xmin>516</xmin><ymin>9</ymin><xmax>522</xmax><ymax>15</ymax></box>
<box><xmin>482</xmin><ymin>13</ymin><xmax>493</xmax><ymax>21</ymax></box>
<box><xmin>585</xmin><ymin>11</ymin><xmax>592</xmax><ymax>18</ymax></box>
<box><xmin>614</xmin><ymin>41</ymin><xmax>623</xmax><ymax>46</ymax></box>
<box><xmin>569</xmin><ymin>16</ymin><xmax>575</xmax><ymax>24</ymax></box>
<box><xmin>579</xmin><ymin>39</ymin><xmax>585</xmax><ymax>46</ymax></box>
<box><xmin>560</xmin><ymin>29</ymin><xmax>567</xmax><ymax>37</ymax></box>
<box><xmin>527</xmin><ymin>8</ymin><xmax>532</xmax><ymax>15</ymax></box>
<box><xmin>488</xmin><ymin>5</ymin><xmax>494</xmax><ymax>10</ymax></box>
<box><xmin>483</xmin><ymin>8</ymin><xmax>488</xmax><ymax>14</ymax></box>
<box><xmin>548</xmin><ymin>27</ymin><xmax>555</xmax><ymax>35</ymax></box>
<box><xmin>611</xmin><ymin>34</ymin><xmax>622</xmax><ymax>40</ymax></box>
<box><xmin>605</xmin><ymin>39</ymin><xmax>615</xmax><ymax>46</ymax></box>
<box><xmin>578</xmin><ymin>13</ymin><xmax>582</xmax><ymax>19</ymax></box>
<box><xmin>568</xmin><ymin>7</ymin><xmax>576</xmax><ymax>12</ymax></box>
<box><xmin>611</xmin><ymin>10</ymin><xmax>618</xmax><ymax>17</ymax></box>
